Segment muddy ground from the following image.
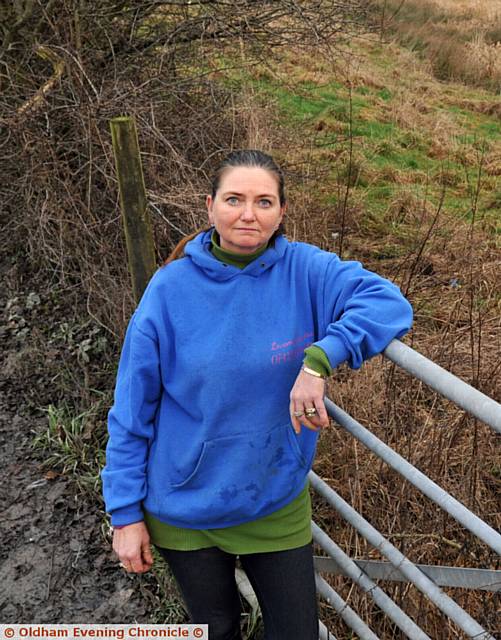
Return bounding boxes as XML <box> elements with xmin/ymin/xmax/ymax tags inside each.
<box><xmin>0</xmin><ymin>260</ymin><xmax>162</xmax><ymax>624</ymax></box>
<box><xmin>0</xmin><ymin>392</ymin><xmax>155</xmax><ymax>623</ymax></box>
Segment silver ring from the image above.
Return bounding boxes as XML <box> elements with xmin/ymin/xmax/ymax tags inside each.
<box><xmin>305</xmin><ymin>407</ymin><xmax>317</xmax><ymax>416</ymax></box>
<box><xmin>293</xmin><ymin>410</ymin><xmax>304</xmax><ymax>417</ymax></box>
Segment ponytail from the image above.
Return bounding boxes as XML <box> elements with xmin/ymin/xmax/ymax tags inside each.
<box><xmin>163</xmin><ymin>226</ymin><xmax>212</xmax><ymax>266</ymax></box>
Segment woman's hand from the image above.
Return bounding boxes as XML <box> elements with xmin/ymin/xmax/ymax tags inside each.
<box><xmin>112</xmin><ymin>521</ymin><xmax>154</xmax><ymax>573</ymax></box>
<box><xmin>289</xmin><ymin>368</ymin><xmax>330</xmax><ymax>435</ymax></box>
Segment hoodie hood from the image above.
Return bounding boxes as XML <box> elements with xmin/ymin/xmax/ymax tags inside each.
<box><xmin>184</xmin><ymin>228</ymin><xmax>289</xmax><ymax>282</ymax></box>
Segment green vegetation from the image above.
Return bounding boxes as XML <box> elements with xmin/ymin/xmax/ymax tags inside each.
<box><xmin>237</xmin><ymin>40</ymin><xmax>500</xmax><ymax>239</ymax></box>
<box><xmin>32</xmin><ymin>401</ymin><xmax>108</xmax><ymax>496</ymax></box>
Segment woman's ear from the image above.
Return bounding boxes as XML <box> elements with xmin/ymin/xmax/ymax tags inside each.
<box><xmin>206</xmin><ymin>195</ymin><xmax>213</xmax><ymax>224</ymax></box>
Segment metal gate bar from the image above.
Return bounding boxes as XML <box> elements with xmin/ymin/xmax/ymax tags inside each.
<box><xmin>309</xmin><ymin>472</ymin><xmax>496</xmax><ymax>640</ymax></box>
<box><xmin>312</xmin><ymin>522</ymin><xmax>431</xmax><ymax>640</ymax></box>
<box><xmin>323</xmin><ymin>397</ymin><xmax>501</xmax><ymax>555</ymax></box>
<box><xmin>318</xmin><ymin>618</ymin><xmax>338</xmax><ymax>640</ymax></box>
<box><xmin>383</xmin><ymin>340</ymin><xmax>501</xmax><ymax>434</ymax></box>
<box><xmin>315</xmin><ymin>572</ymin><xmax>378</xmax><ymax>640</ymax></box>
<box><xmin>313</xmin><ymin>557</ymin><xmax>501</xmax><ymax>592</ymax></box>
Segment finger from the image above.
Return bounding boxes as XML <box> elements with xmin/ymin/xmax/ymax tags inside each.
<box><xmin>305</xmin><ymin>402</ymin><xmax>329</xmax><ymax>428</ymax></box>
<box><xmin>142</xmin><ymin>543</ymin><xmax>154</xmax><ymax>566</ymax></box>
<box><xmin>289</xmin><ymin>400</ymin><xmax>301</xmax><ymax>435</ymax></box>
<box><xmin>305</xmin><ymin>419</ymin><xmax>322</xmax><ymax>430</ymax></box>
<box><xmin>300</xmin><ymin>416</ymin><xmax>321</xmax><ymax>432</ymax></box>
<box><xmin>121</xmin><ymin>551</ymin><xmax>142</xmax><ymax>573</ymax></box>
<box><xmin>290</xmin><ymin>395</ymin><xmax>321</xmax><ymax>433</ymax></box>
<box><xmin>129</xmin><ymin>553</ymin><xmax>147</xmax><ymax>573</ymax></box>
<box><xmin>317</xmin><ymin>403</ymin><xmax>330</xmax><ymax>427</ymax></box>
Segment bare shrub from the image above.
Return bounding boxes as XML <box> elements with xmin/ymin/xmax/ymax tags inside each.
<box><xmin>1</xmin><ymin>0</ymin><xmax>371</xmax><ymax>337</ymax></box>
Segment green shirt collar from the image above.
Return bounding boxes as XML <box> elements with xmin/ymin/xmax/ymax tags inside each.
<box><xmin>210</xmin><ymin>228</ymin><xmax>270</xmax><ymax>269</ymax></box>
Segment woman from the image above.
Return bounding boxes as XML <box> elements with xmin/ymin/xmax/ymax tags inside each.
<box><xmin>101</xmin><ymin>150</ymin><xmax>413</xmax><ymax>640</ymax></box>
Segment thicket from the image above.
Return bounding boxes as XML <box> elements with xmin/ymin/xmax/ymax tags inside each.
<box><xmin>1</xmin><ymin>0</ymin><xmax>371</xmax><ymax>418</ymax></box>
<box><xmin>2</xmin><ymin>0</ymin><xmax>366</xmax><ymax>335</ymax></box>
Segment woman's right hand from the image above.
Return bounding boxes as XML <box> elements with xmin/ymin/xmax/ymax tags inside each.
<box><xmin>112</xmin><ymin>521</ymin><xmax>154</xmax><ymax>573</ymax></box>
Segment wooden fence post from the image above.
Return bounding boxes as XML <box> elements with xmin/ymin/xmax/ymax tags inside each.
<box><xmin>109</xmin><ymin>116</ymin><xmax>157</xmax><ymax>304</ymax></box>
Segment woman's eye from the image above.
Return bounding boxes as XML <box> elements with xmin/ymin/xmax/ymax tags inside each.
<box><xmin>227</xmin><ymin>197</ymin><xmax>239</xmax><ymax>205</ymax></box>
<box><xmin>259</xmin><ymin>199</ymin><xmax>272</xmax><ymax>207</ymax></box>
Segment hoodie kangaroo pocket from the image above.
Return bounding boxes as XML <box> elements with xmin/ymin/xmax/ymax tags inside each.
<box><xmin>163</xmin><ymin>421</ymin><xmax>308</xmax><ymax>524</ymax></box>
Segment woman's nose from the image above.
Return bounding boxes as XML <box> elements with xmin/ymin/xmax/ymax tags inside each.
<box><xmin>240</xmin><ymin>203</ymin><xmax>256</xmax><ymax>219</ymax></box>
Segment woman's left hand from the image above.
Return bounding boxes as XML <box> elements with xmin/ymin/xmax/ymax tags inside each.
<box><xmin>289</xmin><ymin>368</ymin><xmax>330</xmax><ymax>435</ymax></box>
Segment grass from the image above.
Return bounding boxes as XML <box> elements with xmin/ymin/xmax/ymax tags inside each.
<box><xmin>250</xmin><ymin>77</ymin><xmax>362</xmax><ymax>124</ymax></box>
<box><xmin>31</xmin><ymin>399</ymin><xmax>108</xmax><ymax>497</ymax></box>
<box><xmin>374</xmin><ymin>0</ymin><xmax>501</xmax><ymax>91</ymax></box>
<box><xmin>232</xmin><ymin>37</ymin><xmax>500</xmax><ymax>244</ymax></box>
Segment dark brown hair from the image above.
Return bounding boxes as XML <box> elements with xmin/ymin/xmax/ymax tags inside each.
<box><xmin>163</xmin><ymin>150</ymin><xmax>286</xmax><ymax>266</ymax></box>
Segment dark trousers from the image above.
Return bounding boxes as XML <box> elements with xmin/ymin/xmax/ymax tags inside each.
<box><xmin>155</xmin><ymin>542</ymin><xmax>319</xmax><ymax>640</ymax></box>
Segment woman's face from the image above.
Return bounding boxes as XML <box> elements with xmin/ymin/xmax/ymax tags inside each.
<box><xmin>206</xmin><ymin>166</ymin><xmax>286</xmax><ymax>254</ymax></box>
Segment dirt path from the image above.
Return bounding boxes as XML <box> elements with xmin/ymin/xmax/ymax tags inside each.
<box><xmin>0</xmin><ymin>387</ymin><xmax>155</xmax><ymax>622</ymax></box>
<box><xmin>0</xmin><ymin>266</ymin><xmax>155</xmax><ymax>622</ymax></box>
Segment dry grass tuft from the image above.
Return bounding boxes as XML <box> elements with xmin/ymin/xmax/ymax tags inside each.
<box><xmin>375</xmin><ymin>0</ymin><xmax>501</xmax><ymax>90</ymax></box>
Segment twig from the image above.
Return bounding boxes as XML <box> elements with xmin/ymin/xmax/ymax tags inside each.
<box><xmin>17</xmin><ymin>46</ymin><xmax>65</xmax><ymax>119</ymax></box>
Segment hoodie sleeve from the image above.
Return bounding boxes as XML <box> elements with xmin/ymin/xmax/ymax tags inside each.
<box><xmin>100</xmin><ymin>315</ymin><xmax>162</xmax><ymax>526</ymax></box>
<box><xmin>312</xmin><ymin>254</ymin><xmax>413</xmax><ymax>370</ymax></box>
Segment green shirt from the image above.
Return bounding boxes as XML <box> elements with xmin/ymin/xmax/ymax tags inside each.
<box><xmin>143</xmin><ymin>229</ymin><xmax>329</xmax><ymax>553</ymax></box>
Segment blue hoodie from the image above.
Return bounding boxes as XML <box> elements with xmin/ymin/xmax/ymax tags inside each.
<box><xmin>101</xmin><ymin>229</ymin><xmax>413</xmax><ymax>528</ymax></box>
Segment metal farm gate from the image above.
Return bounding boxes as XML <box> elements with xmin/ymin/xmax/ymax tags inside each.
<box><xmin>238</xmin><ymin>339</ymin><xmax>501</xmax><ymax>640</ymax></box>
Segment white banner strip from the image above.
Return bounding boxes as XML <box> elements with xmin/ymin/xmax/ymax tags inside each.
<box><xmin>0</xmin><ymin>626</ymin><xmax>208</xmax><ymax>640</ymax></box>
